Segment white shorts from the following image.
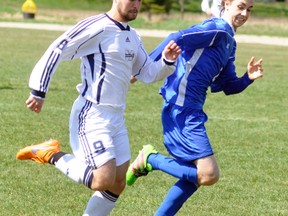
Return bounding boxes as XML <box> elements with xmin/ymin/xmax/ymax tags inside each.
<box><xmin>69</xmin><ymin>96</ymin><xmax>130</xmax><ymax>169</ymax></box>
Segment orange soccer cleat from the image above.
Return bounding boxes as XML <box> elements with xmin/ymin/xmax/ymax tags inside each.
<box><xmin>16</xmin><ymin>139</ymin><xmax>60</xmax><ymax>164</ymax></box>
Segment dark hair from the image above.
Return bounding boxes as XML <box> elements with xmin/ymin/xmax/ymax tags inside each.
<box><xmin>220</xmin><ymin>0</ymin><xmax>226</xmax><ymax>16</ymax></box>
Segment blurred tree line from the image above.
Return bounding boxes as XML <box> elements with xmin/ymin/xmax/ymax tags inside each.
<box><xmin>94</xmin><ymin>0</ymin><xmax>288</xmax><ymax>18</ymax></box>
<box><xmin>140</xmin><ymin>0</ymin><xmax>288</xmax><ymax>19</ymax></box>
<box><xmin>2</xmin><ymin>0</ymin><xmax>287</xmax><ymax>20</ymax></box>
<box><xmin>142</xmin><ymin>0</ymin><xmax>200</xmax><ymax>20</ymax></box>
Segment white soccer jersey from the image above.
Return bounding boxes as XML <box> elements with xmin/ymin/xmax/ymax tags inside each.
<box><xmin>29</xmin><ymin>13</ymin><xmax>175</xmax><ymax>109</ymax></box>
<box><xmin>201</xmin><ymin>0</ymin><xmax>222</xmax><ymax>18</ymax></box>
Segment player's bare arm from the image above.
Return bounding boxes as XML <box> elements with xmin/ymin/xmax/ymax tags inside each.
<box><xmin>247</xmin><ymin>56</ymin><xmax>263</xmax><ymax>80</ymax></box>
<box><xmin>26</xmin><ymin>95</ymin><xmax>44</xmax><ymax>113</ymax></box>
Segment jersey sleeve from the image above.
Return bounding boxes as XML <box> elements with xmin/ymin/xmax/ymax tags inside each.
<box><xmin>149</xmin><ymin>31</ymin><xmax>182</xmax><ymax>62</ymax></box>
<box><xmin>180</xmin><ymin>24</ymin><xmax>223</xmax><ymax>51</ymax></box>
<box><xmin>210</xmin><ymin>57</ymin><xmax>254</xmax><ymax>95</ymax></box>
<box><xmin>29</xmin><ymin>22</ymin><xmax>103</xmax><ymax>98</ymax></box>
<box><xmin>132</xmin><ymin>40</ymin><xmax>176</xmax><ymax>83</ymax></box>
<box><xmin>149</xmin><ymin>21</ymin><xmax>222</xmax><ymax>63</ymax></box>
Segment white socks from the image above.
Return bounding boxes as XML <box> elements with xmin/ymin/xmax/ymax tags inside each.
<box><xmin>55</xmin><ymin>155</ymin><xmax>118</xmax><ymax>215</ymax></box>
<box><xmin>83</xmin><ymin>191</ymin><xmax>117</xmax><ymax>216</ymax></box>
<box><xmin>55</xmin><ymin>154</ymin><xmax>86</xmax><ymax>184</ymax></box>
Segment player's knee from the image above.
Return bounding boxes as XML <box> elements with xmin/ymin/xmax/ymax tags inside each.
<box><xmin>198</xmin><ymin>169</ymin><xmax>220</xmax><ymax>186</ymax></box>
<box><xmin>89</xmin><ymin>160</ymin><xmax>117</xmax><ymax>191</ymax></box>
<box><xmin>90</xmin><ymin>175</ymin><xmax>115</xmax><ymax>191</ymax></box>
<box><xmin>114</xmin><ymin>178</ymin><xmax>126</xmax><ymax>194</ymax></box>
<box><xmin>118</xmin><ymin>178</ymin><xmax>126</xmax><ymax>190</ymax></box>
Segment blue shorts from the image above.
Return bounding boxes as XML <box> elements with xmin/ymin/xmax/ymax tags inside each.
<box><xmin>162</xmin><ymin>101</ymin><xmax>214</xmax><ymax>162</ymax></box>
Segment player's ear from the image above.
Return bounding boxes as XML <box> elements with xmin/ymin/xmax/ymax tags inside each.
<box><xmin>224</xmin><ymin>0</ymin><xmax>232</xmax><ymax>7</ymax></box>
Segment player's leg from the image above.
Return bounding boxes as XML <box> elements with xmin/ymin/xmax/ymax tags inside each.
<box><xmin>127</xmin><ymin>102</ymin><xmax>205</xmax><ymax>185</ymax></box>
<box><xmin>149</xmin><ymin>153</ymin><xmax>219</xmax><ymax>185</ymax></box>
<box><xmin>155</xmin><ymin>180</ymin><xmax>198</xmax><ymax>216</ymax></box>
<box><xmin>127</xmin><ymin>102</ymin><xmax>219</xmax><ymax>215</ymax></box>
<box><xmin>83</xmin><ymin>161</ymin><xmax>130</xmax><ymax>216</ymax></box>
<box><xmin>126</xmin><ymin>146</ymin><xmax>199</xmax><ymax>185</ymax></box>
<box><xmin>152</xmin><ymin>104</ymin><xmax>219</xmax><ymax>215</ymax></box>
<box><xmin>83</xmin><ymin>124</ymin><xmax>131</xmax><ymax>216</ymax></box>
<box><xmin>55</xmin><ymin>97</ymin><xmax>129</xmax><ymax>216</ymax></box>
<box><xmin>126</xmin><ymin>148</ymin><xmax>200</xmax><ymax>215</ymax></box>
<box><xmin>158</xmin><ymin>101</ymin><xmax>219</xmax><ymax>185</ymax></box>
<box><xmin>194</xmin><ymin>154</ymin><xmax>219</xmax><ymax>185</ymax></box>
<box><xmin>153</xmin><ymin>155</ymin><xmax>219</xmax><ymax>215</ymax></box>
<box><xmin>16</xmin><ymin>124</ymin><xmax>118</xmax><ymax>191</ymax></box>
<box><xmin>15</xmin><ymin>138</ymin><xmax>94</xmax><ymax>185</ymax></box>
<box><xmin>107</xmin><ymin>131</ymin><xmax>130</xmax><ymax>195</ymax></box>
<box><xmin>47</xmin><ymin>96</ymin><xmax>118</xmax><ymax>190</ymax></box>
<box><xmin>126</xmin><ymin>150</ymin><xmax>219</xmax><ymax>185</ymax></box>
<box><xmin>16</xmin><ymin>96</ymin><xmax>123</xmax><ymax>190</ymax></box>
<box><xmin>55</xmin><ymin>154</ymin><xmax>118</xmax><ymax>190</ymax></box>
<box><xmin>148</xmin><ymin>152</ymin><xmax>198</xmax><ymax>183</ymax></box>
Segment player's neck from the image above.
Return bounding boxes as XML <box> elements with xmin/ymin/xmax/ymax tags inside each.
<box><xmin>106</xmin><ymin>10</ymin><xmax>128</xmax><ymax>23</ymax></box>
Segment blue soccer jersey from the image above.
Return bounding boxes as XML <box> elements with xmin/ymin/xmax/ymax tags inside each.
<box><xmin>149</xmin><ymin>18</ymin><xmax>254</xmax><ymax>161</ymax></box>
<box><xmin>150</xmin><ymin>18</ymin><xmax>253</xmax><ymax>109</ymax></box>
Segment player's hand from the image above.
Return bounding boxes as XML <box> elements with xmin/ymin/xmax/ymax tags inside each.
<box><xmin>130</xmin><ymin>76</ymin><xmax>138</xmax><ymax>84</ymax></box>
<box><xmin>163</xmin><ymin>40</ymin><xmax>182</xmax><ymax>61</ymax></box>
<box><xmin>206</xmin><ymin>9</ymin><xmax>212</xmax><ymax>17</ymax></box>
<box><xmin>247</xmin><ymin>57</ymin><xmax>263</xmax><ymax>80</ymax></box>
<box><xmin>26</xmin><ymin>95</ymin><xmax>44</xmax><ymax>113</ymax></box>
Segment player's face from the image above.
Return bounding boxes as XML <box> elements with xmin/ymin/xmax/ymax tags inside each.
<box><xmin>224</xmin><ymin>0</ymin><xmax>253</xmax><ymax>30</ymax></box>
<box><xmin>117</xmin><ymin>0</ymin><xmax>142</xmax><ymax>22</ymax></box>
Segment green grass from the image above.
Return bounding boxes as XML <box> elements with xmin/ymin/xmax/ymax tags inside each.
<box><xmin>0</xmin><ymin>28</ymin><xmax>287</xmax><ymax>215</ymax></box>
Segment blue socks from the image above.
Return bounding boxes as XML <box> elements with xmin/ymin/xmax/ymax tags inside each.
<box><xmin>148</xmin><ymin>153</ymin><xmax>199</xmax><ymax>215</ymax></box>
<box><xmin>148</xmin><ymin>153</ymin><xmax>198</xmax><ymax>184</ymax></box>
<box><xmin>155</xmin><ymin>180</ymin><xmax>198</xmax><ymax>216</ymax></box>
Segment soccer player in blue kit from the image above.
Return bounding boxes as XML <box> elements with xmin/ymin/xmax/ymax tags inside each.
<box><xmin>15</xmin><ymin>0</ymin><xmax>181</xmax><ymax>215</ymax></box>
<box><xmin>126</xmin><ymin>0</ymin><xmax>264</xmax><ymax>215</ymax></box>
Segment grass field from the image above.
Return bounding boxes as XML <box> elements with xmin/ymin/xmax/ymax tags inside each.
<box><xmin>0</xmin><ymin>27</ymin><xmax>287</xmax><ymax>216</ymax></box>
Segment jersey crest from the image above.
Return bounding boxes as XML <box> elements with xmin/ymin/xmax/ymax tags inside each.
<box><xmin>125</xmin><ymin>50</ymin><xmax>135</xmax><ymax>61</ymax></box>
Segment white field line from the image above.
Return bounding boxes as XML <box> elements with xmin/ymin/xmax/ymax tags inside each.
<box><xmin>1</xmin><ymin>22</ymin><xmax>288</xmax><ymax>47</ymax></box>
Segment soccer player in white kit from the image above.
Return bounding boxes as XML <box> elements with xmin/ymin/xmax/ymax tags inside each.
<box><xmin>15</xmin><ymin>0</ymin><xmax>181</xmax><ymax>215</ymax></box>
<box><xmin>201</xmin><ymin>0</ymin><xmax>222</xmax><ymax>18</ymax></box>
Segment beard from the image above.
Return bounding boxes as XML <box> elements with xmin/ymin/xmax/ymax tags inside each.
<box><xmin>117</xmin><ymin>4</ymin><xmax>139</xmax><ymax>22</ymax></box>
